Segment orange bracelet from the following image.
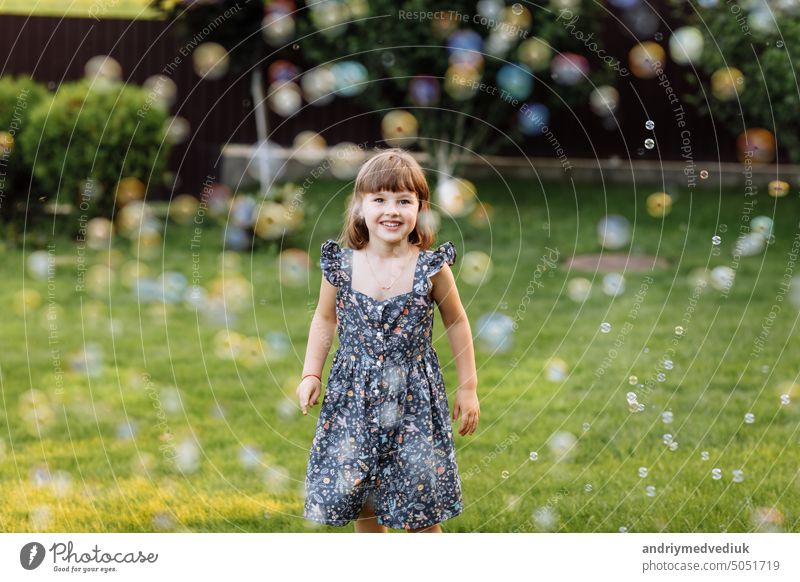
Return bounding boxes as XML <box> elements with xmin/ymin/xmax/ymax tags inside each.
<box><xmin>302</xmin><ymin>373</ymin><xmax>321</xmax><ymax>381</ymax></box>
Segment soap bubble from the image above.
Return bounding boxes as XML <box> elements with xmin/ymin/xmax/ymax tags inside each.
<box><xmin>268</xmin><ymin>81</ymin><xmax>302</xmax><ymax>117</ymax></box>
<box><xmin>711</xmin><ymin>468</ymin><xmax>722</xmax><ymax>480</ymax></box>
<box><xmin>497</xmin><ymin>63</ymin><xmax>534</xmax><ymax>100</ymax></box>
<box><xmin>600</xmin><ymin>322</ymin><xmax>611</xmax><ymax>333</ymax></box>
<box><xmin>662</xmin><ymin>411</ymin><xmax>673</xmax><ymax>424</ymax></box>
<box><xmin>533</xmin><ymin>505</ymin><xmax>558</xmax><ymax>531</ymax></box>
<box><xmin>734</xmin><ymin>232</ymin><xmax>766</xmax><ymax>257</ymax></box>
<box><xmin>780</xmin><ymin>394</ymin><xmax>790</xmax><ymax>405</ymax></box>
<box><xmin>744</xmin><ymin>412</ymin><xmax>755</xmax><ymax>424</ymax></box>
<box><xmin>529</xmin><ymin>451</ymin><xmax>538</xmax><ymax>461</ymax></box>
<box><xmin>551</xmin><ymin>52</ymin><xmax>589</xmax><ymax>86</ymax></box>
<box><xmin>732</xmin><ymin>469</ymin><xmax>744</xmax><ymax>483</ymax></box>
<box><xmin>712</xmin><ymin>235</ymin><xmax>721</xmax><ymax>245</ymax></box>
<box><xmin>628</xmin><ymin>42</ymin><xmax>665</xmax><ymax>79</ymax></box>
<box><xmin>709</xmin><ymin>266</ymin><xmax>735</xmax><ymax>292</ymax></box>
<box><xmin>767</xmin><ymin>180</ymin><xmax>789</xmax><ymax>197</ymax></box>
<box><xmin>192</xmin><ymin>42</ymin><xmax>229</xmax><ymax>80</ymax></box>
<box><xmin>701</xmin><ymin>451</ymin><xmax>710</xmax><ymax>461</ymax></box>
<box><xmin>460</xmin><ymin>251</ymin><xmax>493</xmax><ymax>286</ymax></box>
<box><xmin>435</xmin><ymin>177</ymin><xmax>477</xmax><ymax>218</ymax></box>
<box><xmin>644</xmin><ymin>138</ymin><xmax>655</xmax><ymax>150</ymax></box>
<box><xmin>84</xmin><ymin>55</ymin><xmax>122</xmax><ymax>85</ymax></box>
<box><xmin>638</xmin><ymin>467</ymin><xmax>648</xmax><ymax>478</ymax></box>
<box><xmin>751</xmin><ymin>507</ymin><xmax>784</xmax><ymax>532</ymax></box>
<box><xmin>301</xmin><ymin>66</ymin><xmax>337</xmax><ymax>106</ymax></box>
<box><xmin>239</xmin><ymin>444</ymin><xmax>262</xmax><ymax>470</ymax></box>
<box><xmin>381</xmin><ymin>110</ymin><xmax>419</xmax><ymax>148</ymax></box>
<box><xmin>645</xmin><ymin>120</ymin><xmax>655</xmax><ymax>130</ymax></box>
<box><xmin>645</xmin><ymin>485</ymin><xmax>657</xmax><ymax>497</ymax></box>
<box><xmin>597</xmin><ymin>215</ymin><xmax>631</xmax><ymax>249</ymax></box>
<box><xmin>711</xmin><ymin>67</ymin><xmax>744</xmax><ymax>101</ymax></box>
<box><xmin>173</xmin><ymin>437</ymin><xmax>200</xmax><ymax>473</ymax></box>
<box><xmin>669</xmin><ymin>26</ymin><xmax>704</xmax><ymax>65</ymax></box>
<box><xmin>662</xmin><ymin>433</ymin><xmax>673</xmax><ymax>445</ymax></box>
<box><xmin>589</xmin><ymin>86</ymin><xmax>620</xmax><ymax>116</ymax></box>
<box><xmin>646</xmin><ymin>192</ymin><xmax>672</xmax><ymax>217</ymax></box>
<box><xmin>545</xmin><ymin>358</ymin><xmax>569</xmax><ymax>382</ymax></box>
<box><xmin>737</xmin><ymin>129</ymin><xmax>775</xmax><ymax>164</ymax></box>
<box><xmin>602</xmin><ymin>273</ymin><xmax>625</xmax><ymax>297</ymax></box>
<box><xmin>518</xmin><ymin>37</ymin><xmax>552</xmax><ymax>71</ymax></box>
<box><xmin>547</xmin><ymin>431</ymin><xmax>576</xmax><ymax>462</ymax></box>
<box><xmin>475</xmin><ymin>312</ymin><xmax>515</xmax><ymax>353</ymax></box>
<box><xmin>628</xmin><ymin>375</ymin><xmax>638</xmax><ymax>385</ymax></box>
<box><xmin>518</xmin><ymin>102</ymin><xmax>549</xmax><ymax>136</ymax></box>
<box><xmin>567</xmin><ymin>278</ymin><xmax>592</xmax><ymax>302</ymax></box>
<box><xmin>408</xmin><ymin>75</ymin><xmax>441</xmax><ymax>107</ymax></box>
<box><xmin>292</xmin><ymin>131</ymin><xmax>327</xmax><ymax>166</ymax></box>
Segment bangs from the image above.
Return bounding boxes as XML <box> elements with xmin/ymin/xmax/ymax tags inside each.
<box><xmin>354</xmin><ymin>151</ymin><xmax>428</xmax><ymax>198</ymax></box>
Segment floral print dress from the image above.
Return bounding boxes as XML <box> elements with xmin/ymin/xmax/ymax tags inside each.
<box><xmin>303</xmin><ymin>239</ymin><xmax>464</xmax><ymax>530</ymax></box>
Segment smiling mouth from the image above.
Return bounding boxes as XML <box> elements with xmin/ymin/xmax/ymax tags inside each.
<box><xmin>381</xmin><ymin>221</ymin><xmax>402</xmax><ymax>228</ymax></box>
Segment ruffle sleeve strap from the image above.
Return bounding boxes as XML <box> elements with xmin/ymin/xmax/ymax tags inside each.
<box><xmin>423</xmin><ymin>241</ymin><xmax>457</xmax><ymax>293</ymax></box>
<box><xmin>320</xmin><ymin>239</ymin><xmax>343</xmax><ymax>287</ymax></box>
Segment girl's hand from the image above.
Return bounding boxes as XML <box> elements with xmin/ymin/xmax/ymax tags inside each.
<box><xmin>296</xmin><ymin>377</ymin><xmax>322</xmax><ymax>415</ymax></box>
<box><xmin>452</xmin><ymin>389</ymin><xmax>480</xmax><ymax>436</ymax></box>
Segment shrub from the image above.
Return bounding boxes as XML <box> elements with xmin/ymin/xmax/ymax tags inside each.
<box><xmin>18</xmin><ymin>79</ymin><xmax>172</xmax><ymax>218</ymax></box>
<box><xmin>0</xmin><ymin>75</ymin><xmax>48</xmax><ymax>223</ymax></box>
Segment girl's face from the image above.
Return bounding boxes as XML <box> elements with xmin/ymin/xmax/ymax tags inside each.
<box><xmin>361</xmin><ymin>190</ymin><xmax>420</xmax><ymax>243</ymax></box>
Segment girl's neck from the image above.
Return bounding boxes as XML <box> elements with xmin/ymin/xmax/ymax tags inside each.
<box><xmin>364</xmin><ymin>239</ymin><xmax>414</xmax><ymax>259</ymax></box>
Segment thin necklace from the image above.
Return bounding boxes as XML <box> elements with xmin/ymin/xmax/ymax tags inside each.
<box><xmin>363</xmin><ymin>245</ymin><xmax>417</xmax><ymax>290</ymax></box>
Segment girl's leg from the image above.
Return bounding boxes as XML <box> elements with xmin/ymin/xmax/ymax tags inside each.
<box><xmin>408</xmin><ymin>523</ymin><xmax>442</xmax><ymax>533</ymax></box>
<box><xmin>354</xmin><ymin>491</ymin><xmax>387</xmax><ymax>533</ymax></box>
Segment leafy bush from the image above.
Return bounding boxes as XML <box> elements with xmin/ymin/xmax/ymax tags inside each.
<box><xmin>0</xmin><ymin>75</ymin><xmax>48</xmax><ymax>223</ymax></box>
<box><xmin>18</xmin><ymin>80</ymin><xmax>172</xmax><ymax>217</ymax></box>
<box><xmin>678</xmin><ymin>1</ymin><xmax>800</xmax><ymax>162</ymax></box>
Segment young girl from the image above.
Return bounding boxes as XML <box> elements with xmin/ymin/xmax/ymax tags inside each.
<box><xmin>297</xmin><ymin>148</ymin><xmax>479</xmax><ymax>533</ymax></box>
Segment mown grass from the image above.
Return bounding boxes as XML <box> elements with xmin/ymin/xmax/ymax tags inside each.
<box><xmin>1</xmin><ymin>177</ymin><xmax>798</xmax><ymax>532</ymax></box>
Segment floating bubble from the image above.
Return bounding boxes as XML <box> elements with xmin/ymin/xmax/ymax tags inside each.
<box><xmin>674</xmin><ymin>326</ymin><xmax>685</xmax><ymax>336</ymax></box>
<box><xmin>629</xmin><ymin>375</ymin><xmax>638</xmax><ymax>385</ymax></box>
<box><xmin>174</xmin><ymin>437</ymin><xmax>200</xmax><ymax>473</ymax></box>
<box><xmin>567</xmin><ymin>277</ymin><xmax>592</xmax><ymax>302</ymax></box>
<box><xmin>435</xmin><ymin>177</ymin><xmax>477</xmax><ymax>218</ymax></box>
<box><xmin>669</xmin><ymin>441</ymin><xmax>678</xmax><ymax>451</ymax></box>
<box><xmin>230</xmin><ymin>195</ymin><xmax>258</xmax><ymax>229</ymax></box>
<box><xmin>518</xmin><ymin>102</ymin><xmax>549</xmax><ymax>136</ymax></box>
<box><xmin>0</xmin><ymin>131</ymin><xmax>14</xmax><ymax>154</ymax></box>
<box><xmin>584</xmin><ymin>483</ymin><xmax>592</xmax><ymax>492</ymax></box>
<box><xmin>545</xmin><ymin>358</ymin><xmax>568</xmax><ymax>382</ymax></box>
<box><xmin>26</xmin><ymin>251</ymin><xmax>52</xmax><ymax>280</ymax></box>
<box><xmin>645</xmin><ymin>120</ymin><xmax>655</xmax><ymax>130</ymax></box>
<box><xmin>408</xmin><ymin>75</ymin><xmax>441</xmax><ymax>107</ymax></box>
<box><xmin>750</xmin><ymin>216</ymin><xmax>774</xmax><ymax>238</ymax></box>
<box><xmin>267</xmin><ymin>60</ymin><xmax>298</xmax><ymax>84</ymax></box>
<box><xmin>780</xmin><ymin>394</ymin><xmax>790</xmax><ymax>405</ymax></box>
<box><xmin>767</xmin><ymin>180</ymin><xmax>790</xmax><ymax>197</ymax></box>
<box><xmin>657</xmin><ymin>372</ymin><xmax>666</xmax><ymax>382</ymax></box>
<box><xmin>709</xmin><ymin>266</ymin><xmax>735</xmax><ymax>292</ymax></box>
<box><xmin>550</xmin><ymin>53</ymin><xmax>589</xmax><ymax>86</ymax></box>
<box><xmin>732</xmin><ymin>469</ymin><xmax>744</xmax><ymax>483</ymax></box>
<box><xmin>447</xmin><ymin>29</ymin><xmax>484</xmax><ymax>67</ymax></box>
<box><xmin>460</xmin><ymin>251</ymin><xmax>492</xmax><ymax>286</ymax></box>
<box><xmin>518</xmin><ymin>37</ymin><xmax>552</xmax><ymax>71</ymax></box>
<box><xmin>737</xmin><ymin>129</ymin><xmax>775</xmax><ymax>164</ymax></box>
<box><xmin>381</xmin><ymin>110</ymin><xmax>418</xmax><ymax>148</ymax></box>
<box><xmin>711</xmin><ymin>468</ymin><xmax>722</xmax><ymax>480</ymax></box>
<box><xmin>597</xmin><ymin>215</ymin><xmax>631</xmax><ymax>249</ymax></box>
<box><xmin>734</xmin><ymin>232</ymin><xmax>766</xmax><ymax>257</ymax></box>
<box><xmin>744</xmin><ymin>412</ymin><xmax>755</xmax><ymax>424</ymax></box>
<box><xmin>711</xmin><ymin>67</ymin><xmax>744</xmax><ymax>101</ymax></box>
<box><xmin>669</xmin><ymin>26</ymin><xmax>704</xmax><ymax>65</ymax></box>
<box><xmin>547</xmin><ymin>431</ymin><xmax>576</xmax><ymax>462</ymax></box>
<box><xmin>645</xmin><ymin>485</ymin><xmax>657</xmax><ymax>497</ymax></box>
<box><xmin>662</xmin><ymin>433</ymin><xmax>673</xmax><ymax>445</ymax></box>
<box><xmin>619</xmin><ymin>526</ymin><xmax>628</xmax><ymax>533</ymax></box>
<box><xmin>532</xmin><ymin>505</ymin><xmax>558</xmax><ymax>531</ymax></box>
<box><xmin>700</xmin><ymin>169</ymin><xmax>709</xmax><ymax>179</ymax></box>
<box><xmin>662</xmin><ymin>411</ymin><xmax>674</xmax><ymax>424</ymax></box>
<box><xmin>239</xmin><ymin>444</ymin><xmax>262</xmax><ymax>470</ymax></box>
<box><xmin>600</xmin><ymin>322</ymin><xmax>612</xmax><ymax>333</ymax></box>
<box><xmin>589</xmin><ymin>86</ymin><xmax>620</xmax><ymax>117</ymax></box>
<box><xmin>475</xmin><ymin>312</ymin><xmax>515</xmax><ymax>352</ymax></box>
<box><xmin>329</xmin><ymin>142</ymin><xmax>366</xmax><ymax>179</ymax></box>
<box><xmin>278</xmin><ymin>248</ymin><xmax>311</xmax><ymax>287</ymax></box>
<box><xmin>644</xmin><ymin>138</ymin><xmax>655</xmax><ymax>150</ymax></box>
<box><xmin>628</xmin><ymin>42</ymin><xmax>665</xmax><ymax>80</ymax></box>
<box><xmin>29</xmin><ymin>505</ymin><xmax>53</xmax><ymax>531</ymax></box>
<box><xmin>626</xmin><ymin>391</ymin><xmax>638</xmax><ymax>403</ymax></box>
<box><xmin>444</xmin><ymin>63</ymin><xmax>481</xmax><ymax>100</ymax></box>
<box><xmin>19</xmin><ymin>389</ymin><xmax>55</xmax><ymax>434</ymax></box>
<box><xmin>301</xmin><ymin>66</ymin><xmax>337</xmax><ymax>106</ymax></box>
<box><xmin>711</xmin><ymin>235</ymin><xmax>721</xmax><ymax>246</ymax></box>
<box><xmin>263</xmin><ymin>465</ymin><xmax>291</xmax><ymax>493</ymax></box>
<box><xmin>501</xmin><ymin>470</ymin><xmax>510</xmax><ymax>479</ymax></box>
<box><xmin>84</xmin><ymin>55</ymin><xmax>122</xmax><ymax>85</ymax></box>
<box><xmin>639</xmin><ymin>467</ymin><xmax>648</xmax><ymax>478</ymax></box>
<box><xmin>268</xmin><ymin>81</ymin><xmax>302</xmax><ymax>117</ymax></box>
<box><xmin>69</xmin><ymin>343</ymin><xmax>104</xmax><ymax>377</ymax></box>
<box><xmin>192</xmin><ymin>42</ymin><xmax>229</xmax><ymax>80</ymax></box>
<box><xmin>116</xmin><ymin>420</ymin><xmax>137</xmax><ymax>441</ymax></box>
<box><xmin>646</xmin><ymin>192</ymin><xmax>672</xmax><ymax>218</ymax></box>
<box><xmin>701</xmin><ymin>451</ymin><xmax>710</xmax><ymax>461</ymax></box>
<box><xmin>582</xmin><ymin>422</ymin><xmax>590</xmax><ymax>431</ymax></box>
<box><xmin>262</xmin><ymin>10</ymin><xmax>295</xmax><ymax>46</ymax></box>
<box><xmin>143</xmin><ymin>75</ymin><xmax>177</xmax><ymax>108</ymax></box>
<box><xmin>529</xmin><ymin>451</ymin><xmax>538</xmax><ymax>461</ymax></box>
<box><xmin>497</xmin><ymin>62</ymin><xmax>533</xmax><ymax>100</ymax></box>
<box><xmin>292</xmin><ymin>131</ymin><xmax>327</xmax><ymax>166</ymax></box>
<box><xmin>115</xmin><ymin>177</ymin><xmax>146</xmax><ymax>207</ymax></box>
<box><xmin>602</xmin><ymin>273</ymin><xmax>625</xmax><ymax>297</ymax></box>
<box><xmin>663</xmin><ymin>359</ymin><xmax>673</xmax><ymax>370</ymax></box>
<box><xmin>751</xmin><ymin>507</ymin><xmax>784</xmax><ymax>532</ymax></box>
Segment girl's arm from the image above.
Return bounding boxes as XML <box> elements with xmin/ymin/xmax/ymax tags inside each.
<box><xmin>431</xmin><ymin>264</ymin><xmax>477</xmax><ymax>393</ymax></box>
<box><xmin>302</xmin><ymin>279</ymin><xmax>338</xmax><ymax>380</ymax></box>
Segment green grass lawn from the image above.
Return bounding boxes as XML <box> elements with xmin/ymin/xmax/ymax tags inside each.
<box><xmin>1</xmin><ymin>178</ymin><xmax>798</xmax><ymax>532</ymax></box>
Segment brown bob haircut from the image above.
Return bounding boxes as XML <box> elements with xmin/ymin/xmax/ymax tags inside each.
<box><xmin>337</xmin><ymin>148</ymin><xmax>436</xmax><ymax>250</ymax></box>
